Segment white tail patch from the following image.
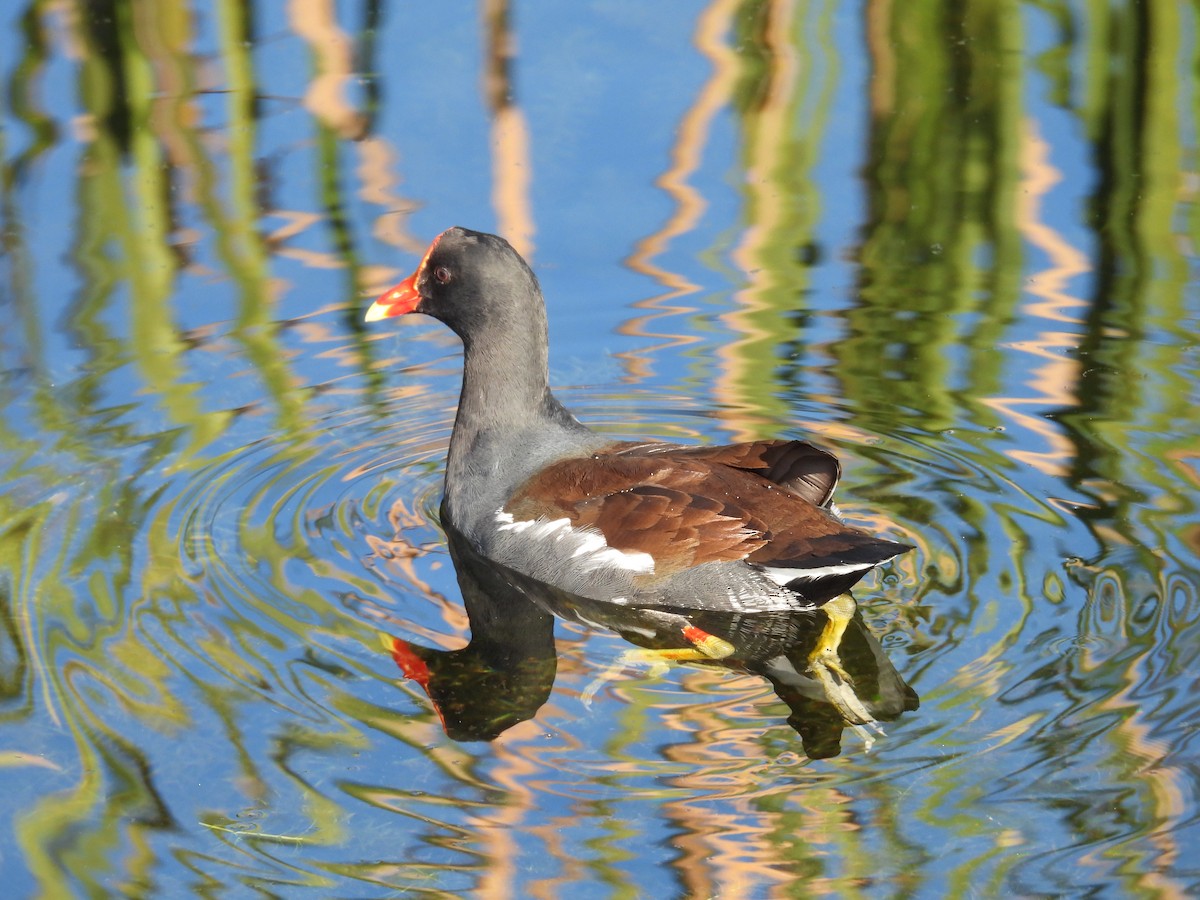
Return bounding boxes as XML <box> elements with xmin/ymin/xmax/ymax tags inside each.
<box><xmin>758</xmin><ymin>561</ymin><xmax>874</xmax><ymax>586</ymax></box>
<box><xmin>495</xmin><ymin>509</ymin><xmax>655</xmax><ymax>574</ymax></box>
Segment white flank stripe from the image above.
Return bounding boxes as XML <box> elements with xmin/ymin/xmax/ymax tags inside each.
<box><xmin>759</xmin><ymin>561</ymin><xmax>874</xmax><ymax>586</ymax></box>
<box><xmin>495</xmin><ymin>508</ymin><xmax>655</xmax><ymax>574</ymax></box>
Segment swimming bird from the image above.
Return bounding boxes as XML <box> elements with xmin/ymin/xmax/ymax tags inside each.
<box><xmin>367</xmin><ymin>227</ymin><xmax>911</xmax><ymax>666</ymax></box>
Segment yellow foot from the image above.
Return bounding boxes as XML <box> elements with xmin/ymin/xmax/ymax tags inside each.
<box><xmin>807</xmin><ymin>594</ymin><xmax>886</xmax><ymax>750</ymax></box>
<box><xmin>807</xmin><ymin>594</ymin><xmax>855</xmax><ymax>680</ymax></box>
<box><xmin>580</xmin><ymin>624</ymin><xmax>735</xmax><ymax>707</ymax></box>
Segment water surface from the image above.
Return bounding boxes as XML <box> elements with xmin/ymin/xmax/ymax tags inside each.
<box><xmin>1</xmin><ymin>1</ymin><xmax>1198</xmax><ymax>896</ymax></box>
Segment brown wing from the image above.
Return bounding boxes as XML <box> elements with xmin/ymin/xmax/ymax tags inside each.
<box><xmin>503</xmin><ymin>450</ymin><xmax>867</xmax><ymax>578</ymax></box>
<box><xmin>609</xmin><ymin>439</ymin><xmax>841</xmax><ymax>507</ymax></box>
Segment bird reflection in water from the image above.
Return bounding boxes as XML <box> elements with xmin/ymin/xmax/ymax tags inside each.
<box><xmin>385</xmin><ymin>527</ymin><xmax>917</xmax><ymax>759</ymax></box>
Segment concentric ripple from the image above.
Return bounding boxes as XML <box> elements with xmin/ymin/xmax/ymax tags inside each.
<box><xmin>94</xmin><ymin>351</ymin><xmax>1139</xmax><ymax>882</ymax></box>
<box><xmin>150</xmin><ymin>375</ymin><xmax>465</xmax><ymax>723</ymax></box>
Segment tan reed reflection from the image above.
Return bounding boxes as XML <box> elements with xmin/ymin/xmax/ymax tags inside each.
<box><xmin>290</xmin><ymin>0</ymin><xmax>367</xmax><ymax>139</ymax></box>
<box><xmin>617</xmin><ymin>0</ymin><xmax>744</xmax><ymax>381</ymax></box>
<box><xmin>355</xmin><ymin>137</ymin><xmax>424</xmax><ymax>264</ymax></box>
<box><xmin>980</xmin><ymin>120</ymin><xmax>1087</xmax><ymax>477</ymax></box>
<box><xmin>483</xmin><ymin>0</ymin><xmax>535</xmax><ymax>259</ymax></box>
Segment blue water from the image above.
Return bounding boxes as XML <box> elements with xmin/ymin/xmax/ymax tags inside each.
<box><xmin>1</xmin><ymin>0</ymin><xmax>1199</xmax><ymax>896</ymax></box>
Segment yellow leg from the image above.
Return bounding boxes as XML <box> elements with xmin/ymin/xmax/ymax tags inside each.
<box><xmin>579</xmin><ymin>624</ymin><xmax>735</xmax><ymax>706</ymax></box>
<box><xmin>609</xmin><ymin>624</ymin><xmax>736</xmax><ymax>665</ymax></box>
<box><xmin>807</xmin><ymin>594</ymin><xmax>856</xmax><ymax>681</ymax></box>
<box><xmin>806</xmin><ymin>594</ymin><xmax>885</xmax><ymax>750</ymax></box>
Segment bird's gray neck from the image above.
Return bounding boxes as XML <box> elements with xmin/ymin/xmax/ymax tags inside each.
<box><xmin>441</xmin><ymin>317</ymin><xmax>599</xmax><ymax>537</ymax></box>
<box><xmin>455</xmin><ymin>317</ymin><xmax>553</xmax><ymax>438</ymax></box>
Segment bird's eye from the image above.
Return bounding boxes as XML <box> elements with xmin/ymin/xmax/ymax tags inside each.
<box><xmin>433</xmin><ymin>266</ymin><xmax>452</xmax><ymax>284</ymax></box>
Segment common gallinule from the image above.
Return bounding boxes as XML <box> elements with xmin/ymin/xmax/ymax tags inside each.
<box><xmin>366</xmin><ymin>227</ymin><xmax>911</xmax><ymax>625</ymax></box>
